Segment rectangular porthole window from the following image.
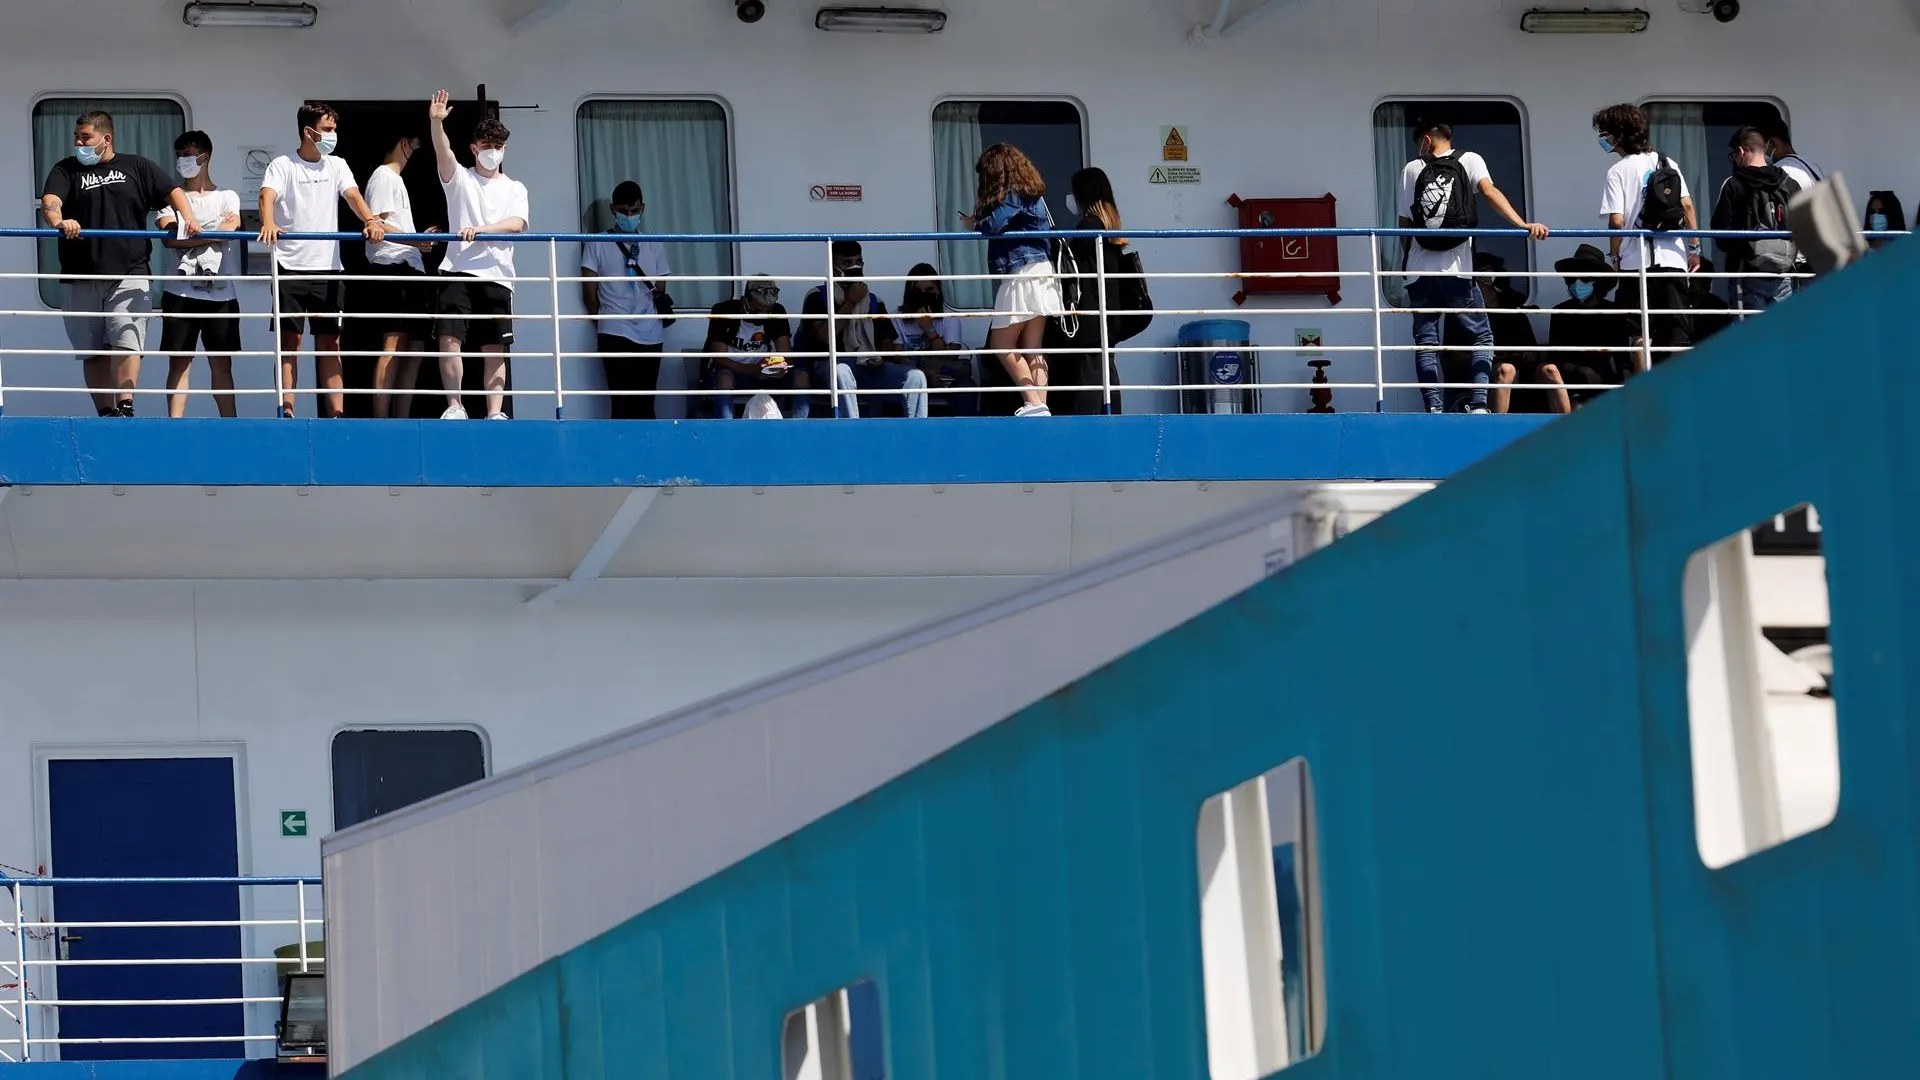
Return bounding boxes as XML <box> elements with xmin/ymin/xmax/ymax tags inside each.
<box><xmin>1196</xmin><ymin>757</ymin><xmax>1323</xmax><ymax>1079</ymax></box>
<box><xmin>31</xmin><ymin>96</ymin><xmax>188</xmax><ymax>307</ymax></box>
<box><xmin>1372</xmin><ymin>99</ymin><xmax>1532</xmax><ymax>301</ymax></box>
<box><xmin>781</xmin><ymin>977</ymin><xmax>884</xmax><ymax>1080</ymax></box>
<box><xmin>330</xmin><ymin>727</ymin><xmax>488</xmax><ymax>831</ymax></box>
<box><xmin>575</xmin><ymin>98</ymin><xmax>735</xmax><ymax>311</ymax></box>
<box><xmin>1684</xmin><ymin>503</ymin><xmax>1838</xmax><ymax>869</ymax></box>
<box><xmin>932</xmin><ymin>99</ymin><xmax>1086</xmax><ymax>310</ymax></box>
<box><xmin>1641</xmin><ymin>100</ymin><xmax>1788</xmax><ymax>303</ymax></box>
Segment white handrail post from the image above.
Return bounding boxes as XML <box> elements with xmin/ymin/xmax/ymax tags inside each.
<box><xmin>12</xmin><ymin>885</ymin><xmax>26</xmax><ymax>1061</ymax></box>
<box><xmin>1368</xmin><ymin>238</ymin><xmax>1385</xmax><ymax>412</ymax></box>
<box><xmin>295</xmin><ymin>881</ymin><xmax>309</xmax><ymax>974</ymax></box>
<box><xmin>824</xmin><ymin>239</ymin><xmax>840</xmax><ymax>418</ymax></box>
<box><xmin>1094</xmin><ymin>234</ymin><xmax>1113</xmax><ymax>415</ymax></box>
<box><xmin>1636</xmin><ymin>237</ymin><xmax>1653</xmax><ymax>375</ymax></box>
<box><xmin>270</xmin><ymin>256</ymin><xmax>286</xmax><ymax>417</ymax></box>
<box><xmin>549</xmin><ymin>239</ymin><xmax>565</xmax><ymax>419</ymax></box>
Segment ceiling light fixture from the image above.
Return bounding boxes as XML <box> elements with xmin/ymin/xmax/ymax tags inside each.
<box><xmin>815</xmin><ymin>6</ymin><xmax>946</xmax><ymax>32</ymax></box>
<box><xmin>183</xmin><ymin>2</ymin><xmax>320</xmax><ymax>29</ymax></box>
<box><xmin>1519</xmin><ymin>7</ymin><xmax>1650</xmax><ymax>32</ymax></box>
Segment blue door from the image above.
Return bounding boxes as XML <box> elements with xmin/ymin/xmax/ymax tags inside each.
<box><xmin>47</xmin><ymin>757</ymin><xmax>244</xmax><ymax>1060</ymax></box>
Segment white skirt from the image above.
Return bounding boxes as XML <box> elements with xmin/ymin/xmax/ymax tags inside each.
<box><xmin>989</xmin><ymin>260</ymin><xmax>1065</xmax><ymax>329</ymax></box>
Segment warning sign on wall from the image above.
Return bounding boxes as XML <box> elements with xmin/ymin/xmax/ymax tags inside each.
<box><xmin>809</xmin><ymin>184</ymin><xmax>864</xmax><ymax>202</ymax></box>
<box><xmin>1160</xmin><ymin>126</ymin><xmax>1190</xmax><ymax>162</ymax></box>
<box><xmin>1148</xmin><ymin>166</ymin><xmax>1202</xmax><ymax>185</ymax></box>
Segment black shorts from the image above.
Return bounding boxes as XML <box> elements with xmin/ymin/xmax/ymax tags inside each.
<box><xmin>363</xmin><ymin>261</ymin><xmax>433</xmax><ymax>339</ymax></box>
<box><xmin>159</xmin><ymin>292</ymin><xmax>242</xmax><ymax>356</ymax></box>
<box><xmin>277</xmin><ymin>270</ymin><xmax>344</xmax><ymax>337</ymax></box>
<box><xmin>434</xmin><ymin>274</ymin><xmax>515</xmax><ymax>348</ymax></box>
<box><xmin>1615</xmin><ymin>270</ymin><xmax>1692</xmax><ymax>362</ymax></box>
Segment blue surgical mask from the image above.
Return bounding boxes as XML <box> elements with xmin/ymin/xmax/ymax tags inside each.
<box><xmin>311</xmin><ymin>130</ymin><xmax>338</xmax><ymax>156</ymax></box>
<box><xmin>1571</xmin><ymin>281</ymin><xmax>1596</xmax><ymax>302</ymax></box>
<box><xmin>75</xmin><ymin>143</ymin><xmax>103</xmax><ymax>166</ymax></box>
<box><xmin>613</xmin><ymin>212</ymin><xmax>643</xmax><ymax>233</ymax></box>
<box><xmin>1597</xmin><ymin>135</ymin><xmax>1614</xmax><ymax>154</ymax></box>
<box><xmin>1868</xmin><ymin>213</ymin><xmax>1889</xmax><ymax>232</ymax></box>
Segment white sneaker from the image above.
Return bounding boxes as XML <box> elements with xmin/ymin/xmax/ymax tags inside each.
<box><xmin>487</xmin><ymin>412</ymin><xmax>509</xmax><ymax>420</ymax></box>
<box><xmin>1014</xmin><ymin>403</ymin><xmax>1052</xmax><ymax>418</ymax></box>
<box><xmin>440</xmin><ymin>403</ymin><xmax>468</xmax><ymax>420</ymax></box>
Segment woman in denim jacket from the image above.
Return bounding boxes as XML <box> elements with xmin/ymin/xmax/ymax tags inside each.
<box><xmin>962</xmin><ymin>144</ymin><xmax>1064</xmax><ymax>417</ymax></box>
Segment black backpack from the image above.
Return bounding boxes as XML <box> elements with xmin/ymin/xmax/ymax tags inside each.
<box><xmin>1638</xmin><ymin>155</ymin><xmax>1687</xmax><ymax>232</ymax></box>
<box><xmin>1742</xmin><ymin>179</ymin><xmax>1798</xmax><ymax>274</ymax></box>
<box><xmin>1409</xmin><ymin>153</ymin><xmax>1477</xmax><ymax>251</ymax></box>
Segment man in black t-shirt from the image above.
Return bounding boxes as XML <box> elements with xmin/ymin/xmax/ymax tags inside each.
<box><xmin>41</xmin><ymin>109</ymin><xmax>196</xmax><ymax>416</ymax></box>
<box><xmin>704</xmin><ymin>277</ymin><xmax>804</xmax><ymax>418</ymax></box>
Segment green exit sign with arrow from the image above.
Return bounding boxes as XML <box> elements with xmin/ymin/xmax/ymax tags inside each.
<box><xmin>280</xmin><ymin>811</ymin><xmax>308</xmax><ymax>837</ymax></box>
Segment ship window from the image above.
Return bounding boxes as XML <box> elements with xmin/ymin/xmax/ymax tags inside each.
<box><xmin>576</xmin><ymin>98</ymin><xmax>735</xmax><ymax>310</ymax></box>
<box><xmin>1641</xmin><ymin>100</ymin><xmax>1787</xmax><ymax>301</ymax></box>
<box><xmin>330</xmin><ymin>727</ymin><xmax>488</xmax><ymax>831</ymax></box>
<box><xmin>781</xmin><ymin>978</ymin><xmax>885</xmax><ymax>1080</ymax></box>
<box><xmin>1372</xmin><ymin>100</ymin><xmax>1532</xmax><ymax>303</ymax></box>
<box><xmin>1684</xmin><ymin>502</ymin><xmax>1837</xmax><ymax>870</ymax></box>
<box><xmin>1196</xmin><ymin>757</ymin><xmax>1324</xmax><ymax>1078</ymax></box>
<box><xmin>31</xmin><ymin>96</ymin><xmax>188</xmax><ymax>307</ymax></box>
<box><xmin>933</xmin><ymin>99</ymin><xmax>1085</xmax><ymax>309</ymax></box>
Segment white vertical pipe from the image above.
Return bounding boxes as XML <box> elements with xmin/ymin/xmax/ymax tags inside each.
<box><xmin>549</xmin><ymin>239</ymin><xmax>566</xmax><ymax>419</ymax></box>
<box><xmin>1368</xmin><ymin>240</ymin><xmax>1385</xmax><ymax>412</ymax></box>
<box><xmin>824</xmin><ymin>241</ymin><xmax>840</xmax><ymax>418</ymax></box>
<box><xmin>1094</xmin><ymin>235</ymin><xmax>1113</xmax><ymax>414</ymax></box>
<box><xmin>270</xmin><ymin>257</ymin><xmax>286</xmax><ymax>416</ymax></box>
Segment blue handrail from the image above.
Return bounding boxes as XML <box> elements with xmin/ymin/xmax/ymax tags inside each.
<box><xmin>1</xmin><ymin>876</ymin><xmax>321</xmax><ymax>887</ymax></box>
<box><xmin>2</xmin><ymin>225</ymin><xmax>1882</xmax><ymax>243</ymax></box>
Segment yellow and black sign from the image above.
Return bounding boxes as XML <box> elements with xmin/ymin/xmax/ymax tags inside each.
<box><xmin>1160</xmin><ymin>126</ymin><xmax>1189</xmax><ymax>162</ymax></box>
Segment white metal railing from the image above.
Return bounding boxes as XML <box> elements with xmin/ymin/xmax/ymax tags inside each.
<box><xmin>0</xmin><ymin>874</ymin><xmax>321</xmax><ymax>1061</ymax></box>
<box><xmin>0</xmin><ymin>225</ymin><xmax>1902</xmax><ymax>419</ymax></box>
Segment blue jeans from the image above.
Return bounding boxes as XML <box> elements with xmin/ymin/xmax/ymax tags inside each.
<box><xmin>1408</xmin><ymin>276</ymin><xmax>1493</xmax><ymax>411</ymax></box>
<box><xmin>1740</xmin><ymin>273</ymin><xmax>1793</xmax><ymax>313</ymax></box>
<box><xmin>826</xmin><ymin>360</ymin><xmax>929</xmax><ymax>418</ymax></box>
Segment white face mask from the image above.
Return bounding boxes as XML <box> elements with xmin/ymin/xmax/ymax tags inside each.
<box><xmin>1064</xmin><ymin>194</ymin><xmax>1080</xmax><ymax>219</ymax></box>
<box><xmin>176</xmin><ymin>156</ymin><xmax>203</xmax><ymax>179</ymax></box>
<box><xmin>476</xmin><ymin>147</ymin><xmax>505</xmax><ymax>171</ymax></box>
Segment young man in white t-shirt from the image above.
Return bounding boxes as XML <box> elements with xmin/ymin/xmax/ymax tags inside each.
<box><xmin>580</xmin><ymin>179</ymin><xmax>670</xmax><ymax>420</ymax></box>
<box><xmin>428</xmin><ymin>90</ymin><xmax>528</xmax><ymax>420</ymax></box>
<box><xmin>364</xmin><ymin>134</ymin><xmax>439</xmax><ymax>418</ymax></box>
<box><xmin>257</xmin><ymin>100</ymin><xmax>387</xmax><ymax>418</ymax></box>
<box><xmin>1593</xmin><ymin>103</ymin><xmax>1699</xmax><ymax>372</ymax></box>
<box><xmin>1396</xmin><ymin>119</ymin><xmax>1547</xmax><ymax>413</ymax></box>
<box><xmin>156</xmin><ymin>130</ymin><xmax>242</xmax><ymax>418</ymax></box>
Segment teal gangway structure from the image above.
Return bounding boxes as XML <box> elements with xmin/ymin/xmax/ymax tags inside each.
<box><xmin>343</xmin><ymin>237</ymin><xmax>1917</xmax><ymax>1079</ymax></box>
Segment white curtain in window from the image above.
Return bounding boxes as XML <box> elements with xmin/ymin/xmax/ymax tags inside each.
<box><xmin>1371</xmin><ymin>103</ymin><xmax>1409</xmax><ymax>307</ymax></box>
<box><xmin>32</xmin><ymin>98</ymin><xmax>185</xmax><ymax>306</ymax></box>
<box><xmin>1646</xmin><ymin>102</ymin><xmax>1709</xmax><ymax>223</ymax></box>
<box><xmin>575</xmin><ymin>100</ymin><xmax>733</xmax><ymax>310</ymax></box>
<box><xmin>932</xmin><ymin>101</ymin><xmax>989</xmax><ymax>310</ymax></box>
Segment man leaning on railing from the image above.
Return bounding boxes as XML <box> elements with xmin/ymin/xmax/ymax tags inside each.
<box><xmin>41</xmin><ymin>109</ymin><xmax>201</xmax><ymax>417</ymax></box>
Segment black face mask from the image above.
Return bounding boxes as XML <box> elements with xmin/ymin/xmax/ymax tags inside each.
<box><xmin>907</xmin><ymin>289</ymin><xmax>941</xmax><ymax>311</ymax></box>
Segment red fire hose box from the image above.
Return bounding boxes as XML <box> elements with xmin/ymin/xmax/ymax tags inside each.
<box><xmin>1227</xmin><ymin>193</ymin><xmax>1340</xmax><ymax>305</ymax></box>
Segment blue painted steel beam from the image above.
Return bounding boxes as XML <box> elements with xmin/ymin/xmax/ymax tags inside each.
<box><xmin>0</xmin><ymin>415</ymin><xmax>1549</xmax><ymax>488</ymax></box>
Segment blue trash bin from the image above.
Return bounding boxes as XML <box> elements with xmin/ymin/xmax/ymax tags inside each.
<box><xmin>1177</xmin><ymin>319</ymin><xmax>1257</xmax><ymax>414</ymax></box>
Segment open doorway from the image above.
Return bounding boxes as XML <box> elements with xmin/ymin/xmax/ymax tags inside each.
<box><xmin>327</xmin><ymin>93</ymin><xmax>516</xmax><ymax>418</ymax></box>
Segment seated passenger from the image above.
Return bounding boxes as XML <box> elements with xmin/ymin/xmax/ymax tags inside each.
<box><xmin>1864</xmin><ymin>191</ymin><xmax>1908</xmax><ymax>250</ymax></box>
<box><xmin>1548</xmin><ymin>244</ymin><xmax>1631</xmax><ymax>407</ymax></box>
<box><xmin>895</xmin><ymin>263</ymin><xmax>977</xmax><ymax>417</ymax></box>
<box><xmin>1460</xmin><ymin>252</ymin><xmax>1559</xmax><ymax>414</ymax></box>
<box><xmin>797</xmin><ymin>240</ymin><xmax>927</xmax><ymax>418</ymax></box>
<box><xmin>705</xmin><ymin>276</ymin><xmax>804</xmax><ymax>419</ymax></box>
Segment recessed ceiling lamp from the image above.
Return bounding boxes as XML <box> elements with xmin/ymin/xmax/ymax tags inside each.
<box><xmin>1519</xmin><ymin>7</ymin><xmax>1651</xmax><ymax>32</ymax></box>
<box><xmin>815</xmin><ymin>6</ymin><xmax>946</xmax><ymax>32</ymax></box>
<box><xmin>183</xmin><ymin>2</ymin><xmax>320</xmax><ymax>29</ymax></box>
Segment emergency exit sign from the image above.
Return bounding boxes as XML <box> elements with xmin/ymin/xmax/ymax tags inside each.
<box><xmin>281</xmin><ymin>811</ymin><xmax>308</xmax><ymax>837</ymax></box>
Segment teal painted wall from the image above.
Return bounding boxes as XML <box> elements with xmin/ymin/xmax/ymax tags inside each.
<box><xmin>345</xmin><ymin>238</ymin><xmax>1919</xmax><ymax>1080</ymax></box>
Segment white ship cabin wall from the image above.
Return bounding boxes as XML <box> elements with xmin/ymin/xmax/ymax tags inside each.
<box><xmin>0</xmin><ymin>0</ymin><xmax>1914</xmax><ymax>416</ymax></box>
